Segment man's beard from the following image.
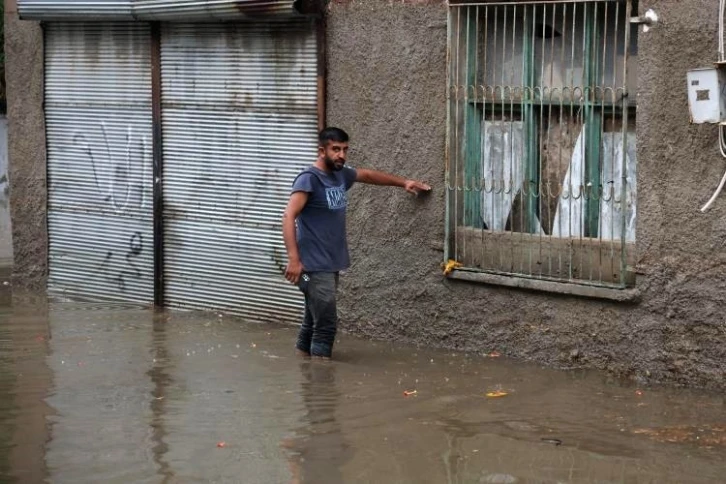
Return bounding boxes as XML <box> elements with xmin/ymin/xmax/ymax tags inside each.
<box><xmin>324</xmin><ymin>156</ymin><xmax>344</xmax><ymax>172</ymax></box>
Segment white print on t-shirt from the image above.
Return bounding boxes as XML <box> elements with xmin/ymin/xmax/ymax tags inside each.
<box><xmin>325</xmin><ymin>185</ymin><xmax>348</xmax><ymax>210</ymax></box>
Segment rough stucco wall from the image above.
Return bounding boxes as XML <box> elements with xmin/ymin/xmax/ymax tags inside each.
<box><xmin>5</xmin><ymin>2</ymin><xmax>47</xmax><ymax>289</ymax></box>
<box><xmin>635</xmin><ymin>0</ymin><xmax>726</xmax><ymax>385</ymax></box>
<box><xmin>328</xmin><ymin>0</ymin><xmax>726</xmax><ymax>390</ymax></box>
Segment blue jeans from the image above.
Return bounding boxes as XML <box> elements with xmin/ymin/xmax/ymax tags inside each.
<box><xmin>296</xmin><ymin>272</ymin><xmax>339</xmax><ymax>358</ymax></box>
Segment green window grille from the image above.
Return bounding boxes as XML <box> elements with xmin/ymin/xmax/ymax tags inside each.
<box><xmin>446</xmin><ymin>0</ymin><xmax>638</xmax><ymax>288</ymax></box>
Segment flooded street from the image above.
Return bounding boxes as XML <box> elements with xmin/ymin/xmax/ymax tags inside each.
<box><xmin>1</xmin><ymin>285</ymin><xmax>726</xmax><ymax>483</ymax></box>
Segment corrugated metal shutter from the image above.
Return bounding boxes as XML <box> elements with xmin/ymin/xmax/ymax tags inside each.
<box><xmin>46</xmin><ymin>23</ymin><xmax>154</xmax><ymax>303</ymax></box>
<box><xmin>136</xmin><ymin>0</ymin><xmax>300</xmax><ymax>19</ymax></box>
<box><xmin>161</xmin><ymin>19</ymin><xmax>318</xmax><ymax>323</ymax></box>
<box><xmin>19</xmin><ymin>0</ymin><xmax>300</xmax><ymax>21</ymax></box>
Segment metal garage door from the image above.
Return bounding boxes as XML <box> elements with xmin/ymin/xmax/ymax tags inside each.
<box><xmin>45</xmin><ymin>23</ymin><xmax>154</xmax><ymax>302</ymax></box>
<box><xmin>161</xmin><ymin>20</ymin><xmax>319</xmax><ymax>322</ymax></box>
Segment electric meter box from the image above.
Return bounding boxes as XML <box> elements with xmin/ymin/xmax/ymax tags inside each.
<box><xmin>687</xmin><ymin>67</ymin><xmax>726</xmax><ymax>124</ymax></box>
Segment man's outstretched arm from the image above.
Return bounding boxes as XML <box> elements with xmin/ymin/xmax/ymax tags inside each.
<box><xmin>282</xmin><ymin>191</ymin><xmax>309</xmax><ymax>284</ymax></box>
<box><xmin>356</xmin><ymin>168</ymin><xmax>431</xmax><ymax>194</ymax></box>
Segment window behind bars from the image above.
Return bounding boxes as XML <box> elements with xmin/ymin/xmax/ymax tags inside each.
<box><xmin>446</xmin><ymin>0</ymin><xmax>638</xmax><ymax>288</ymax></box>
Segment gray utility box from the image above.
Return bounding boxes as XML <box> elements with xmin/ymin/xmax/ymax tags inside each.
<box><xmin>687</xmin><ymin>66</ymin><xmax>726</xmax><ymax>124</ymax></box>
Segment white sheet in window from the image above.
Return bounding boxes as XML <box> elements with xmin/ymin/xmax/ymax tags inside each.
<box><xmin>551</xmin><ymin>125</ymin><xmax>586</xmax><ymax>238</ymax></box>
<box><xmin>480</xmin><ymin>120</ymin><xmax>524</xmax><ymax>231</ymax></box>
<box><xmin>599</xmin><ymin>131</ymin><xmax>637</xmax><ymax>242</ymax></box>
<box><xmin>551</xmin><ymin>126</ymin><xmax>637</xmax><ymax>241</ymax></box>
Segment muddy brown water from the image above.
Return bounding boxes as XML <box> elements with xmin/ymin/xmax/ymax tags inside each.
<box><xmin>1</xmin><ymin>283</ymin><xmax>725</xmax><ymax>483</ymax></box>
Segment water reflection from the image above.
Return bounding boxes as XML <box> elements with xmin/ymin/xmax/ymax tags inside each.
<box><xmin>283</xmin><ymin>361</ymin><xmax>351</xmax><ymax>484</ymax></box>
<box><xmin>0</xmin><ymin>292</ymin><xmax>726</xmax><ymax>483</ymax></box>
<box><xmin>43</xmin><ymin>301</ymin><xmax>158</xmax><ymax>482</ymax></box>
<box><xmin>0</xmin><ymin>293</ymin><xmax>52</xmax><ymax>484</ymax></box>
<box><xmin>437</xmin><ymin>417</ymin><xmax>481</xmax><ymax>484</ymax></box>
<box><xmin>147</xmin><ymin>310</ymin><xmax>173</xmax><ymax>483</ymax></box>
<box><xmin>0</xmin><ymin>303</ymin><xmax>18</xmax><ymax>484</ymax></box>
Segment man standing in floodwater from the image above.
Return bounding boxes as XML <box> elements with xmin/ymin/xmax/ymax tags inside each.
<box><xmin>282</xmin><ymin>127</ymin><xmax>431</xmax><ymax>358</ymax></box>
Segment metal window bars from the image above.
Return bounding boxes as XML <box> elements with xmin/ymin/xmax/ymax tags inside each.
<box><xmin>446</xmin><ymin>0</ymin><xmax>637</xmax><ymax>288</ymax></box>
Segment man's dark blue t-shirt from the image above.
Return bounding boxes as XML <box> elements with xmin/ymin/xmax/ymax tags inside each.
<box><xmin>291</xmin><ymin>166</ymin><xmax>357</xmax><ymax>272</ymax></box>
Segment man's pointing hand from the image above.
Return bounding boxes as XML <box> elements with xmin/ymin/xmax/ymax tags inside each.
<box><xmin>404</xmin><ymin>180</ymin><xmax>432</xmax><ymax>195</ymax></box>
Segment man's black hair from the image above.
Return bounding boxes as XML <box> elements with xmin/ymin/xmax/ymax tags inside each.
<box><xmin>319</xmin><ymin>127</ymin><xmax>349</xmax><ymax>145</ymax></box>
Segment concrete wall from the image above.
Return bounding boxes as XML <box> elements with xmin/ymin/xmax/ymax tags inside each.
<box><xmin>327</xmin><ymin>0</ymin><xmax>726</xmax><ymax>390</ymax></box>
<box><xmin>4</xmin><ymin>0</ymin><xmax>47</xmax><ymax>289</ymax></box>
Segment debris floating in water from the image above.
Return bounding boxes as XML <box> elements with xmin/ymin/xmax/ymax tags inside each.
<box><xmin>486</xmin><ymin>391</ymin><xmax>508</xmax><ymax>398</ymax></box>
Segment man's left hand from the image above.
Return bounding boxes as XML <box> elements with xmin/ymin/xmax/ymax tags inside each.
<box><xmin>404</xmin><ymin>180</ymin><xmax>432</xmax><ymax>195</ymax></box>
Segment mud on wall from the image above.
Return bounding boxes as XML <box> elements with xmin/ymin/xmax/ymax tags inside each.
<box><xmin>327</xmin><ymin>0</ymin><xmax>726</xmax><ymax>390</ymax></box>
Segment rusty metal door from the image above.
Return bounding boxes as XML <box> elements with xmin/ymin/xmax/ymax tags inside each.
<box><xmin>160</xmin><ymin>20</ymin><xmax>319</xmax><ymax>322</ymax></box>
<box><xmin>45</xmin><ymin>23</ymin><xmax>154</xmax><ymax>302</ymax></box>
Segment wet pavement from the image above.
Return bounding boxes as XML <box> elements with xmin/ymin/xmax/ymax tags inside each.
<box><xmin>1</xmin><ymin>283</ymin><xmax>726</xmax><ymax>483</ymax></box>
